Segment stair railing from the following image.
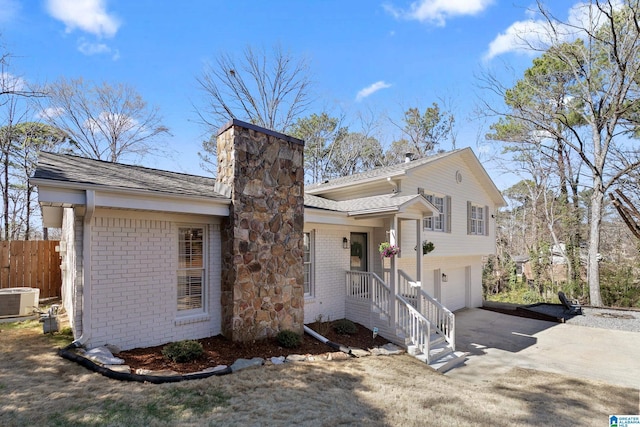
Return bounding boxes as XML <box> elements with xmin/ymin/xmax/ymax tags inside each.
<box><xmin>418</xmin><ymin>289</ymin><xmax>455</xmax><ymax>350</ymax></box>
<box><xmin>397</xmin><ymin>270</ymin><xmax>456</xmax><ymax>350</ymax></box>
<box><xmin>395</xmin><ymin>293</ymin><xmax>431</xmax><ymax>359</ymax></box>
<box><xmin>346</xmin><ymin>269</ymin><xmax>452</xmax><ymax>358</ymax></box>
<box><xmin>398</xmin><ymin>269</ymin><xmax>419</xmax><ymax>308</ymax></box>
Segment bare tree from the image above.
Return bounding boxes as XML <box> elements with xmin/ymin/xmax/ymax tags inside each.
<box><xmin>481</xmin><ymin>1</ymin><xmax>640</xmax><ymax>306</ymax></box>
<box><xmin>39</xmin><ymin>77</ymin><xmax>169</xmax><ymax>163</ymax></box>
<box><xmin>196</xmin><ymin>45</ymin><xmax>313</xmax><ymax>134</ymax></box>
<box><xmin>0</xmin><ymin>53</ymin><xmax>45</xmax><ymax>103</ymax></box>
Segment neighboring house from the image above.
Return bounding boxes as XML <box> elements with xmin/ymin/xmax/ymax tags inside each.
<box><xmin>33</xmin><ymin>120</ymin><xmax>505</xmax><ymax>368</ymax></box>
<box><xmin>516</xmin><ymin>244</ymin><xmax>597</xmax><ymax>283</ymax></box>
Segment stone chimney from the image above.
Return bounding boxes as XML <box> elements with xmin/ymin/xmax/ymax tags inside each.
<box><xmin>216</xmin><ymin>120</ymin><xmax>305</xmax><ymax>342</ymax></box>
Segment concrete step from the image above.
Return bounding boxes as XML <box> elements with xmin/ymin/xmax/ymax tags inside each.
<box><xmin>429</xmin><ymin>334</ymin><xmax>446</xmax><ymax>346</ymax></box>
<box><xmin>428</xmin><ymin>342</ymin><xmax>453</xmax><ymax>361</ymax></box>
<box><xmin>429</xmin><ymin>351</ymin><xmax>468</xmax><ymax>373</ymax></box>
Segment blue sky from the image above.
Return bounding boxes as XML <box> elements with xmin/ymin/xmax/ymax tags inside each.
<box><xmin>0</xmin><ymin>0</ymin><xmax>582</xmax><ymax>189</ymax></box>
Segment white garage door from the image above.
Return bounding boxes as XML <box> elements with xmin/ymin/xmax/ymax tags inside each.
<box><xmin>444</xmin><ymin>284</ymin><xmax>466</xmax><ymax>311</ymax></box>
<box><xmin>443</xmin><ymin>270</ymin><xmax>467</xmax><ymax>311</ymax></box>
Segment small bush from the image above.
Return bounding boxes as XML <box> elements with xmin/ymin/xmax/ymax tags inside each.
<box><xmin>162</xmin><ymin>340</ymin><xmax>204</xmax><ymax>363</ymax></box>
<box><xmin>333</xmin><ymin>319</ymin><xmax>357</xmax><ymax>335</ymax></box>
<box><xmin>313</xmin><ymin>314</ymin><xmax>332</xmax><ymax>336</ymax></box>
<box><xmin>276</xmin><ymin>330</ymin><xmax>301</xmax><ymax>348</ymax></box>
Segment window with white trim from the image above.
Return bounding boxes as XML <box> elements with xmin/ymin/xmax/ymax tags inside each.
<box><xmin>423</xmin><ymin>194</ymin><xmax>450</xmax><ymax>232</ymax></box>
<box><xmin>471</xmin><ymin>205</ymin><xmax>484</xmax><ymax>235</ymax></box>
<box><xmin>177</xmin><ymin>226</ymin><xmax>205</xmax><ymax>313</ymax></box>
<box><xmin>467</xmin><ymin>202</ymin><xmax>489</xmax><ymax>236</ymax></box>
<box><xmin>303</xmin><ymin>231</ymin><xmax>314</xmax><ymax>297</ymax></box>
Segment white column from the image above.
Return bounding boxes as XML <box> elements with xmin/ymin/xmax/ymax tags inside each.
<box><xmin>416</xmin><ymin>218</ymin><xmax>423</xmax><ymax>314</ymax></box>
<box><xmin>390</xmin><ymin>215</ymin><xmax>398</xmax><ymax>327</ymax></box>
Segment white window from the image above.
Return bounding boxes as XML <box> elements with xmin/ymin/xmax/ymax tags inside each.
<box><xmin>304</xmin><ymin>231</ymin><xmax>314</xmax><ymax>297</ymax></box>
<box><xmin>423</xmin><ymin>194</ymin><xmax>450</xmax><ymax>232</ymax></box>
<box><xmin>468</xmin><ymin>203</ymin><xmax>488</xmax><ymax>236</ymax></box>
<box><xmin>177</xmin><ymin>226</ymin><xmax>206</xmax><ymax>313</ymax></box>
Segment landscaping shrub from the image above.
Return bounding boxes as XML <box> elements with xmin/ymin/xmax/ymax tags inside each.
<box><xmin>333</xmin><ymin>319</ymin><xmax>357</xmax><ymax>335</ymax></box>
<box><xmin>162</xmin><ymin>340</ymin><xmax>204</xmax><ymax>363</ymax></box>
<box><xmin>276</xmin><ymin>330</ymin><xmax>301</xmax><ymax>348</ymax></box>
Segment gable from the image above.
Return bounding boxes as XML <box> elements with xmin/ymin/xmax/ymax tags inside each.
<box><xmin>306</xmin><ymin>148</ymin><xmax>505</xmax><ymax>207</ymax></box>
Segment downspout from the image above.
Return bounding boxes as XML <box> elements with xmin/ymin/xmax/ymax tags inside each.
<box><xmin>68</xmin><ymin>189</ymin><xmax>95</xmax><ymax>348</ymax></box>
<box><xmin>303</xmin><ymin>325</ymin><xmax>352</xmax><ymax>354</ymax></box>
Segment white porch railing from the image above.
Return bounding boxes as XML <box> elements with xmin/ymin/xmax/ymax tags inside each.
<box><xmin>346</xmin><ymin>270</ymin><xmax>390</xmax><ymax>316</ymax></box>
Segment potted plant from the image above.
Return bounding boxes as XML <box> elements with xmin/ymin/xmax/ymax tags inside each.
<box><xmin>422</xmin><ymin>240</ymin><xmax>435</xmax><ymax>255</ymax></box>
<box><xmin>379</xmin><ymin>242</ymin><xmax>400</xmax><ymax>258</ymax></box>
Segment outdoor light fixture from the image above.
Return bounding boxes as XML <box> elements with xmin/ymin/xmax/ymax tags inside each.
<box><xmin>442</xmin><ymin>273</ymin><xmax>448</xmax><ymax>282</ymax></box>
<box><xmin>343</xmin><ymin>237</ymin><xmax>349</xmax><ymax>249</ymax></box>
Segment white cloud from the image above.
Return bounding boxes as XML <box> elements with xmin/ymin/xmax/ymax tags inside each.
<box><xmin>0</xmin><ymin>0</ymin><xmax>20</xmax><ymax>24</ymax></box>
<box><xmin>0</xmin><ymin>72</ymin><xmax>26</xmax><ymax>92</ymax></box>
<box><xmin>484</xmin><ymin>20</ymin><xmax>551</xmax><ymax>61</ymax></box>
<box><xmin>85</xmin><ymin>112</ymin><xmax>138</xmax><ymax>134</ymax></box>
<box><xmin>356</xmin><ymin>81</ymin><xmax>392</xmax><ymax>102</ymax></box>
<box><xmin>385</xmin><ymin>0</ymin><xmax>494</xmax><ymax>26</ymax></box>
<box><xmin>484</xmin><ymin>1</ymin><xmax>625</xmax><ymax>61</ymax></box>
<box><xmin>38</xmin><ymin>107</ymin><xmax>66</xmax><ymax>120</ymax></box>
<box><xmin>46</xmin><ymin>0</ymin><xmax>120</xmax><ymax>38</ymax></box>
<box><xmin>78</xmin><ymin>40</ymin><xmax>110</xmax><ymax>55</ymax></box>
<box><xmin>77</xmin><ymin>39</ymin><xmax>120</xmax><ymax>60</ymax></box>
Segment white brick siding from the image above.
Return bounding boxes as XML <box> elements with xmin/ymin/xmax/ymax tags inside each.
<box><xmin>304</xmin><ymin>224</ymin><xmax>387</xmax><ymax>323</ymax></box>
<box><xmin>84</xmin><ymin>210</ymin><xmax>222</xmax><ymax>351</ymax></box>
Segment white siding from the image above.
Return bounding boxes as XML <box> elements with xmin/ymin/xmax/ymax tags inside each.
<box><xmin>86</xmin><ymin>209</ymin><xmax>222</xmax><ymax>351</ymax></box>
<box><xmin>401</xmin><ymin>155</ymin><xmax>497</xmax><ymax>257</ymax></box>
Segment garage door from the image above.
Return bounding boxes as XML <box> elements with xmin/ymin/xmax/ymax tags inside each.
<box><xmin>444</xmin><ymin>282</ymin><xmax>466</xmax><ymax>311</ymax></box>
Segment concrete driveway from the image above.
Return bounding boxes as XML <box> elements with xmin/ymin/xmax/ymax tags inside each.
<box><xmin>446</xmin><ymin>308</ymin><xmax>640</xmax><ymax>389</ymax></box>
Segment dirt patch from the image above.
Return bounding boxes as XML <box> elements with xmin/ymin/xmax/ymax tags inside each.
<box><xmin>118</xmin><ymin>320</ymin><xmax>390</xmax><ymax>374</ymax></box>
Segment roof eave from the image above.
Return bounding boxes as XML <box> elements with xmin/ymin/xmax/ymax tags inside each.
<box><xmin>305</xmin><ymin>170</ymin><xmax>406</xmax><ymax>195</ymax></box>
<box><xmin>30</xmin><ymin>177</ymin><xmax>231</xmax><ymax>205</ymax></box>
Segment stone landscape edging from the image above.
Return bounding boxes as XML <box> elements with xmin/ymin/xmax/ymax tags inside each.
<box><xmin>58</xmin><ymin>343</ymin><xmax>405</xmax><ymax>384</ymax></box>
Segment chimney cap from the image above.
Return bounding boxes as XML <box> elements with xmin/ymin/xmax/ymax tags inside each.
<box><xmin>217</xmin><ymin>119</ymin><xmax>304</xmax><ymax>146</ymax></box>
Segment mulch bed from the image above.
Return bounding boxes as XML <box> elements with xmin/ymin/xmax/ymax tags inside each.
<box><xmin>118</xmin><ymin>320</ymin><xmax>390</xmax><ymax>374</ymax></box>
<box><xmin>481</xmin><ymin>305</ymin><xmax>564</xmax><ymax>323</ymax></box>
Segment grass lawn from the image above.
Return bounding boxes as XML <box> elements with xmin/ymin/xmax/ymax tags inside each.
<box><xmin>1</xmin><ymin>320</ymin><xmax>637</xmax><ymax>426</ymax></box>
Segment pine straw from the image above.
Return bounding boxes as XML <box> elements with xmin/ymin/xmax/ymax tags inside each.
<box><xmin>1</xmin><ymin>322</ymin><xmax>638</xmax><ymax>427</ymax></box>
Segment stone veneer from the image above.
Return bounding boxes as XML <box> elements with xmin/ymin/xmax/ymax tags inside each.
<box><xmin>216</xmin><ymin>120</ymin><xmax>305</xmax><ymax>342</ymax></box>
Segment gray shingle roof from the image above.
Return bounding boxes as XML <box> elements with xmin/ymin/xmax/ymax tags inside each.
<box><xmin>306</xmin><ymin>149</ymin><xmax>463</xmax><ymax>193</ymax></box>
<box><xmin>32</xmin><ymin>152</ymin><xmax>226</xmax><ymax>200</ymax></box>
<box><xmin>304</xmin><ymin>193</ymin><xmax>432</xmax><ymax>215</ymax></box>
<box><xmin>33</xmin><ymin>152</ymin><xmax>438</xmax><ymax>214</ymax></box>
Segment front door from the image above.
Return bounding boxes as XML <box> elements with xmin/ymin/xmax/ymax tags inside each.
<box><xmin>350</xmin><ymin>233</ymin><xmax>368</xmax><ymax>272</ymax></box>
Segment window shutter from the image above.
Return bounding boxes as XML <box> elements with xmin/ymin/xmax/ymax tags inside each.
<box><xmin>485</xmin><ymin>206</ymin><xmax>490</xmax><ymax>236</ymax></box>
<box><xmin>467</xmin><ymin>201</ymin><xmax>471</xmax><ymax>235</ymax></box>
<box><xmin>445</xmin><ymin>196</ymin><xmax>452</xmax><ymax>233</ymax></box>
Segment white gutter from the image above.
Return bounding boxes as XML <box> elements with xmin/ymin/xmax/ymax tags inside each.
<box><xmin>71</xmin><ymin>189</ymin><xmax>95</xmax><ymax>348</ymax></box>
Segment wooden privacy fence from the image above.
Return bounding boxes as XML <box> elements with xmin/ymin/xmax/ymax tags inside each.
<box><xmin>0</xmin><ymin>241</ymin><xmax>62</xmax><ymax>299</ymax></box>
